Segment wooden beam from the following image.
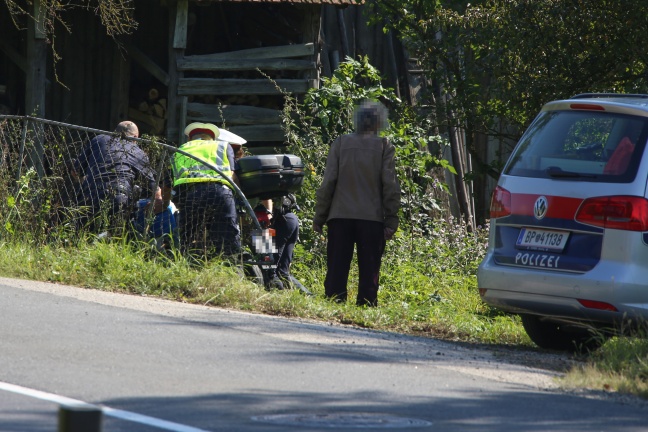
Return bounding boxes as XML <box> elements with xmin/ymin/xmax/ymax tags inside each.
<box><xmin>25</xmin><ymin>0</ymin><xmax>47</xmax><ymax>178</ymax></box>
<box><xmin>33</xmin><ymin>0</ymin><xmax>46</xmax><ymax>39</ymax></box>
<box><xmin>178</xmin><ymin>78</ymin><xmax>310</xmax><ymax>96</ymax></box>
<box><xmin>123</xmin><ymin>40</ymin><xmax>170</xmax><ymax>86</ymax></box>
<box><xmin>301</xmin><ymin>5</ymin><xmax>322</xmax><ymax>89</ymax></box>
<box><xmin>167</xmin><ymin>0</ymin><xmax>183</xmax><ymax>143</ymax></box>
<box><xmin>187</xmin><ymin>43</ymin><xmax>315</xmax><ymax>61</ymax></box>
<box><xmin>173</xmin><ymin>0</ymin><xmax>189</xmax><ymax>49</ymax></box>
<box><xmin>26</xmin><ymin>2</ymin><xmax>46</xmax><ymax>118</ymax></box>
<box><xmin>179</xmin><ymin>96</ymin><xmax>188</xmax><ymax>143</ymax></box>
<box><xmin>187</xmin><ymin>103</ymin><xmax>282</xmax><ymax>125</ymax></box>
<box><xmin>178</xmin><ymin>58</ymin><xmax>315</xmax><ymax>72</ymax></box>
<box><xmin>111</xmin><ymin>44</ymin><xmax>131</xmax><ymax>127</ymax></box>
<box><xmin>228</xmin><ymin>124</ymin><xmax>286</xmax><ymax>142</ymax></box>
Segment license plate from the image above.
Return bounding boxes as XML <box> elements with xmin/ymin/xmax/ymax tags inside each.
<box><xmin>516</xmin><ymin>228</ymin><xmax>569</xmax><ymax>252</ymax></box>
<box><xmin>252</xmin><ymin>229</ymin><xmax>278</xmax><ymax>254</ymax></box>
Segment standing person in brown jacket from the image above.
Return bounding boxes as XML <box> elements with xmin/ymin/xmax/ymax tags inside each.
<box><xmin>313</xmin><ymin>100</ymin><xmax>401</xmax><ymax>306</ymax></box>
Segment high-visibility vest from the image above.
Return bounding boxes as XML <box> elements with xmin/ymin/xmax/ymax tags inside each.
<box><xmin>171</xmin><ymin>139</ymin><xmax>233</xmax><ymax>187</ymax></box>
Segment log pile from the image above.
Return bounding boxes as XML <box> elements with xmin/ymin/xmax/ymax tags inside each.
<box><xmin>129</xmin><ymin>88</ymin><xmax>168</xmax><ymax>137</ymax></box>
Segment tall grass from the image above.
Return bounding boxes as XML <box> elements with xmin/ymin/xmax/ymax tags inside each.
<box><xmin>1</xmin><ymin>60</ymin><xmax>647</xmax><ymax>399</ymax></box>
<box><xmin>561</xmin><ymin>336</ymin><xmax>648</xmax><ymax>398</ymax></box>
<box><xmin>0</xmin><ymin>218</ymin><xmax>526</xmax><ymax>344</ymax></box>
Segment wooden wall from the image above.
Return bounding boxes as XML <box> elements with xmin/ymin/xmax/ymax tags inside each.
<box><xmin>165</xmin><ymin>0</ymin><xmax>321</xmax><ymax>149</ymax></box>
<box><xmin>0</xmin><ymin>0</ymin><xmax>416</xmax><ymax>135</ymax></box>
<box><xmin>0</xmin><ymin>7</ymin><xmax>27</xmax><ymax>115</ymax></box>
<box><xmin>321</xmin><ymin>3</ymin><xmax>419</xmax><ymax>105</ymax></box>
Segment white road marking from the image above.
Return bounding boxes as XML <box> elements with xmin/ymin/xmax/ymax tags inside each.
<box><xmin>0</xmin><ymin>381</ymin><xmax>211</xmax><ymax>432</ymax></box>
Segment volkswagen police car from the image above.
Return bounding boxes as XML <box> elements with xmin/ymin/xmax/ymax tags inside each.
<box><xmin>477</xmin><ymin>93</ymin><xmax>648</xmax><ymax>351</ymax></box>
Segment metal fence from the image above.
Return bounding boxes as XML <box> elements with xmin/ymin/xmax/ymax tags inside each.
<box><xmin>0</xmin><ymin>115</ymin><xmax>262</xmax><ymax>263</ymax></box>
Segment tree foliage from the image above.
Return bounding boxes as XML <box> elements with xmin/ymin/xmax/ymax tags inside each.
<box><xmin>282</xmin><ymin>56</ymin><xmax>454</xmax><ymax>255</ymax></box>
<box><xmin>5</xmin><ymin>0</ymin><xmax>137</xmax><ymax>36</ymax></box>
<box><xmin>370</xmin><ymin>0</ymin><xmax>648</xmax><ymax>179</ymax></box>
<box><xmin>4</xmin><ymin>0</ymin><xmax>137</xmax><ymax>84</ymax></box>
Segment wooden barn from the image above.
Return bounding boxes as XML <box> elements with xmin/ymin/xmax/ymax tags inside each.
<box><xmin>0</xmin><ymin>0</ymin><xmax>418</xmax><ymax>151</ymax></box>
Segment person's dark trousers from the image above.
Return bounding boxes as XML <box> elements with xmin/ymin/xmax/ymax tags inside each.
<box><xmin>273</xmin><ymin>212</ymin><xmax>299</xmax><ymax>279</ymax></box>
<box><xmin>324</xmin><ymin>218</ymin><xmax>385</xmax><ymax>306</ymax></box>
<box><xmin>176</xmin><ymin>182</ymin><xmax>241</xmax><ymax>258</ymax></box>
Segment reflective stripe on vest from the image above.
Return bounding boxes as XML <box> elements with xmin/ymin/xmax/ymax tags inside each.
<box><xmin>172</xmin><ymin>139</ymin><xmax>232</xmax><ymax>186</ymax></box>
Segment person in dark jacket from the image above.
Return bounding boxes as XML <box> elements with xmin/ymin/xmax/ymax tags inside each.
<box><xmin>73</xmin><ymin>121</ymin><xmax>158</xmax><ymax>232</ymax></box>
<box><xmin>313</xmin><ymin>100</ymin><xmax>401</xmax><ymax>306</ymax></box>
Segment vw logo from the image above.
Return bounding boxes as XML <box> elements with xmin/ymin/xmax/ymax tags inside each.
<box><xmin>534</xmin><ymin>196</ymin><xmax>548</xmax><ymax>220</ymax></box>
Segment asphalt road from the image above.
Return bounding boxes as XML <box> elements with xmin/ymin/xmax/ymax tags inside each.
<box><xmin>0</xmin><ymin>276</ymin><xmax>646</xmax><ymax>432</ymax></box>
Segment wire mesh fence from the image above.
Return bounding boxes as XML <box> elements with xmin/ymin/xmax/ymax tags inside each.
<box><xmin>0</xmin><ymin>115</ymin><xmax>263</xmax><ymax>264</ymax></box>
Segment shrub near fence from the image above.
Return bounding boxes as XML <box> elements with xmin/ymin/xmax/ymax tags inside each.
<box><xmin>0</xmin><ymin>115</ymin><xmax>261</xmax><ymax>261</ymax></box>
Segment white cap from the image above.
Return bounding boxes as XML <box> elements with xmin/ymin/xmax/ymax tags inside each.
<box><xmin>217</xmin><ymin>129</ymin><xmax>247</xmax><ymax>145</ymax></box>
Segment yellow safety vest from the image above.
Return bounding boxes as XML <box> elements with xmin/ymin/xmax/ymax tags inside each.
<box><xmin>171</xmin><ymin>139</ymin><xmax>233</xmax><ymax>187</ymax></box>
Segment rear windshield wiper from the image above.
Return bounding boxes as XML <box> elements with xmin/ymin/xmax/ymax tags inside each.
<box><xmin>546</xmin><ymin>166</ymin><xmax>597</xmax><ymax>179</ymax></box>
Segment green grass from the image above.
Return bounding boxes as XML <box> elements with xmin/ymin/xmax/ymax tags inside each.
<box><xmin>0</xmin><ymin>220</ymin><xmax>646</xmax><ymax>401</ymax></box>
<box><xmin>561</xmin><ymin>336</ymin><xmax>648</xmax><ymax>398</ymax></box>
<box><xmin>0</xmin><ymin>223</ymin><xmax>523</xmax><ymax>344</ymax></box>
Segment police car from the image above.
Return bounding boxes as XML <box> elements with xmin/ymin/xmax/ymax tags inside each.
<box><xmin>477</xmin><ymin>93</ymin><xmax>648</xmax><ymax>351</ymax></box>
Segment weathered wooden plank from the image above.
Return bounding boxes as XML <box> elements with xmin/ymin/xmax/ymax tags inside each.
<box><xmin>173</xmin><ymin>0</ymin><xmax>188</xmax><ymax>49</ymax></box>
<box><xmin>179</xmin><ymin>96</ymin><xmax>188</xmax><ymax>143</ymax></box>
<box><xmin>177</xmin><ymin>58</ymin><xmax>315</xmax><ymax>72</ymax></box>
<box><xmin>186</xmin><ymin>103</ymin><xmax>282</xmax><ymax>125</ymax></box>
<box><xmin>228</xmin><ymin>124</ymin><xmax>286</xmax><ymax>142</ymax></box>
<box><xmin>26</xmin><ymin>1</ymin><xmax>46</xmax><ymax>177</ymax></box>
<box><xmin>33</xmin><ymin>0</ymin><xmax>46</xmax><ymax>39</ymax></box>
<box><xmin>124</xmin><ymin>40</ymin><xmax>170</xmax><ymax>86</ymax></box>
<box><xmin>185</xmin><ymin>43</ymin><xmax>314</xmax><ymax>61</ymax></box>
<box><xmin>301</xmin><ymin>5</ymin><xmax>321</xmax><ymax>89</ymax></box>
<box><xmin>167</xmin><ymin>1</ymin><xmax>183</xmax><ymax>143</ymax></box>
<box><xmin>178</xmin><ymin>78</ymin><xmax>310</xmax><ymax>96</ymax></box>
<box><xmin>111</xmin><ymin>42</ymin><xmax>130</xmax><ymax>127</ymax></box>
<box><xmin>25</xmin><ymin>4</ymin><xmax>46</xmax><ymax>118</ymax></box>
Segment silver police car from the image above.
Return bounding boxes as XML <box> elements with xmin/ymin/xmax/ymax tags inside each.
<box><xmin>477</xmin><ymin>93</ymin><xmax>648</xmax><ymax>351</ymax></box>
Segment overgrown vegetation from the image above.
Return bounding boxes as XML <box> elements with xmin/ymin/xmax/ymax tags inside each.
<box><xmin>371</xmin><ymin>0</ymin><xmax>648</xmax><ymax>221</ymax></box>
<box><xmin>2</xmin><ymin>55</ymin><xmax>647</xmax><ymax>400</ymax></box>
<box><xmin>562</xmin><ymin>336</ymin><xmax>648</xmax><ymax>399</ymax></box>
<box><xmin>1</xmin><ymin>59</ymin><xmax>511</xmax><ymax>344</ymax></box>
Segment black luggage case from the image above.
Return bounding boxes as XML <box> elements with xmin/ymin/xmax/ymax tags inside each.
<box><xmin>236</xmin><ymin>154</ymin><xmax>304</xmax><ymax>199</ymax></box>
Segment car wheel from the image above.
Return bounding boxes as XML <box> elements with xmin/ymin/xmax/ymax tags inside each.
<box><xmin>520</xmin><ymin>314</ymin><xmax>605</xmax><ymax>353</ymax></box>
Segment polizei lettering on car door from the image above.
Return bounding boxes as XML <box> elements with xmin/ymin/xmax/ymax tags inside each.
<box><xmin>515</xmin><ymin>252</ymin><xmax>561</xmax><ymax>268</ymax></box>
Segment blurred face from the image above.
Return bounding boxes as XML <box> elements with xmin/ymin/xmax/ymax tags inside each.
<box><xmin>231</xmin><ymin>144</ymin><xmax>244</xmax><ymax>159</ymax></box>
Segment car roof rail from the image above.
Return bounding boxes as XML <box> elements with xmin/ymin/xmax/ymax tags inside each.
<box><xmin>571</xmin><ymin>93</ymin><xmax>648</xmax><ymax>99</ymax></box>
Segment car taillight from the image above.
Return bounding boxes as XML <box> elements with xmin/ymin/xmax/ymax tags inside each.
<box><xmin>575</xmin><ymin>196</ymin><xmax>648</xmax><ymax>231</ymax></box>
<box><xmin>577</xmin><ymin>299</ymin><xmax>618</xmax><ymax>312</ymax></box>
<box><xmin>490</xmin><ymin>186</ymin><xmax>511</xmax><ymax>218</ymax></box>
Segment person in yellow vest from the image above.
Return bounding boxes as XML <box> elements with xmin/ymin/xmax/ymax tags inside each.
<box><xmin>165</xmin><ymin>122</ymin><xmax>241</xmax><ymax>258</ymax></box>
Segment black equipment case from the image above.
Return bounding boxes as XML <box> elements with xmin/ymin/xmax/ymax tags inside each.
<box><xmin>236</xmin><ymin>154</ymin><xmax>304</xmax><ymax>199</ymax></box>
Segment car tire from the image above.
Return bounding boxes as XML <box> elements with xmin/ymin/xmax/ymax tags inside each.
<box><xmin>520</xmin><ymin>314</ymin><xmax>605</xmax><ymax>353</ymax></box>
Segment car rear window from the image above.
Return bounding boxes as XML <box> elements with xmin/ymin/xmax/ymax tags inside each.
<box><xmin>504</xmin><ymin>110</ymin><xmax>648</xmax><ymax>182</ymax></box>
